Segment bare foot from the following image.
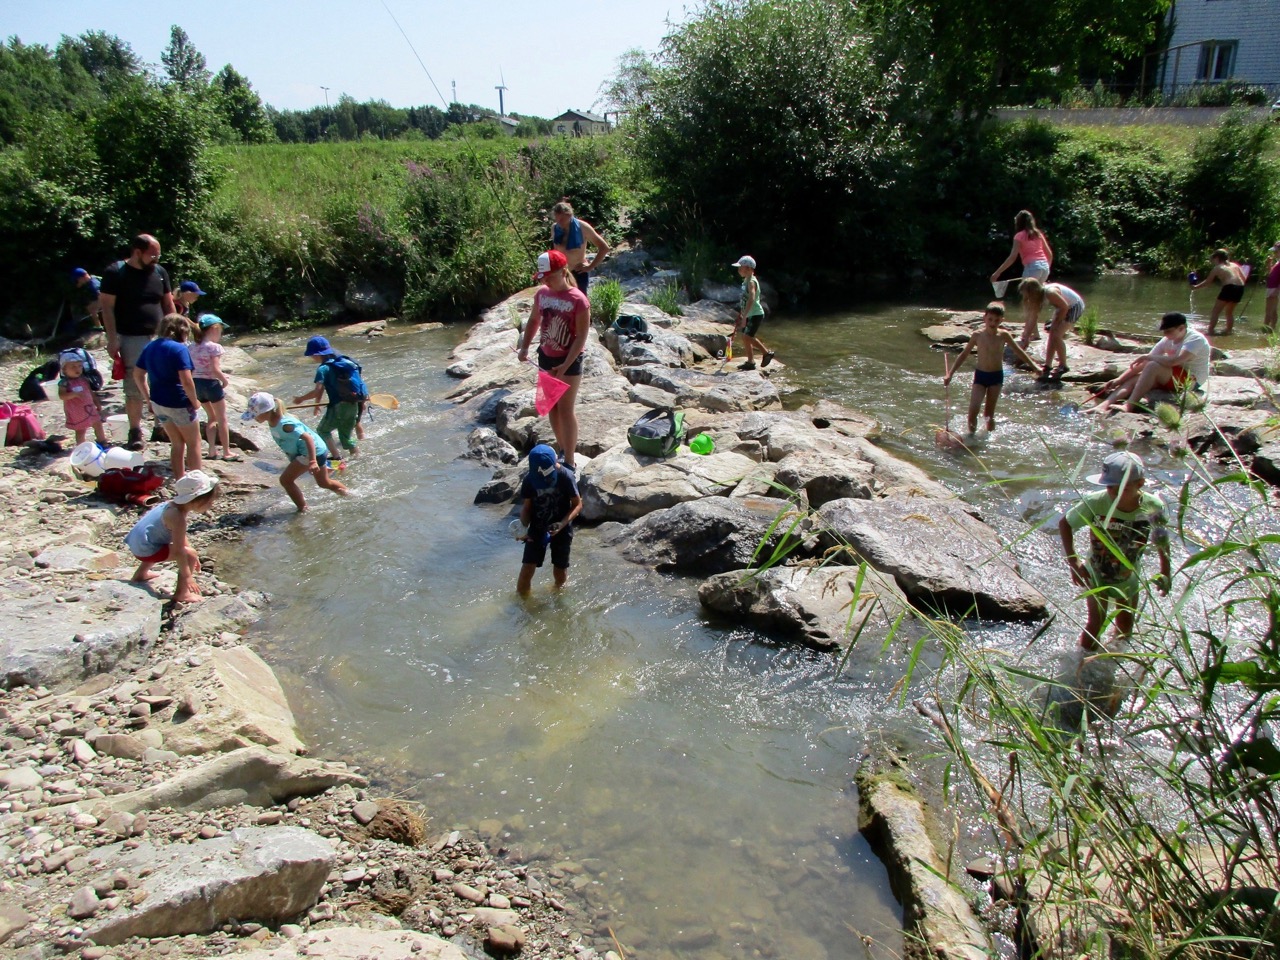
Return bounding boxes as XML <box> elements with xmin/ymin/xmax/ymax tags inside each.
<box><xmin>130</xmin><ymin>571</ymin><xmax>161</xmax><ymax>583</ymax></box>
<box><xmin>173</xmin><ymin>590</ymin><xmax>203</xmax><ymax>604</ymax></box>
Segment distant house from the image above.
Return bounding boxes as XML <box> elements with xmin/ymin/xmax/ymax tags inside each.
<box><xmin>488</xmin><ymin>115</ymin><xmax>520</xmax><ymax>136</ymax></box>
<box><xmin>1160</xmin><ymin>0</ymin><xmax>1280</xmax><ymax>94</ymax></box>
<box><xmin>552</xmin><ymin>109</ymin><xmax>610</xmax><ymax>136</ymax></box>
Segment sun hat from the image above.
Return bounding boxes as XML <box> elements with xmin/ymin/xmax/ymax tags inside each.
<box><xmin>58</xmin><ymin>350</ymin><xmax>85</xmax><ymax>367</ymax></box>
<box><xmin>1159</xmin><ymin>312</ymin><xmax>1189</xmax><ymax>331</ymax></box>
<box><xmin>71</xmin><ymin>267</ymin><xmax>89</xmax><ymax>280</ymax></box>
<box><xmin>171</xmin><ymin>469</ymin><xmax>218</xmax><ymax>505</ymax></box>
<box><xmin>199</xmin><ymin>314</ymin><xmax>227</xmax><ymax>328</ymax></box>
<box><xmin>527</xmin><ymin>443</ymin><xmax>559</xmax><ymax>490</ymax></box>
<box><xmin>241</xmin><ymin>391</ymin><xmax>276</xmax><ymax>421</ymax></box>
<box><xmin>304</xmin><ymin>335</ymin><xmax>336</xmax><ymax>357</ymax></box>
<box><xmin>179</xmin><ymin>280</ymin><xmax>207</xmax><ymax>296</ymax></box>
<box><xmin>533</xmin><ymin>250</ymin><xmax>568</xmax><ymax>281</ymax></box>
<box><xmin>1087</xmin><ymin>451</ymin><xmax>1145</xmax><ymax>488</ymax></box>
<box><xmin>731</xmin><ymin>255</ymin><xmax>757</xmax><ymax>269</ymax></box>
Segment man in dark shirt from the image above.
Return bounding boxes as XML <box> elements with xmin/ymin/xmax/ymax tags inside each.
<box><xmin>99</xmin><ymin>234</ymin><xmax>175</xmax><ymax>450</ymax></box>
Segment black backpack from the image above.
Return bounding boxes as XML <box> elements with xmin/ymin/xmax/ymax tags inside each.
<box><xmin>18</xmin><ymin>359</ymin><xmax>61</xmax><ymax>402</ymax></box>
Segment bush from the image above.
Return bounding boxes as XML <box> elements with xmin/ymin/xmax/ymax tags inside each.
<box><xmin>1178</xmin><ymin>111</ymin><xmax>1280</xmax><ymax>256</ymax></box>
<box><xmin>647</xmin><ymin>280</ymin><xmax>684</xmax><ymax>317</ymax></box>
<box><xmin>590</xmin><ymin>278</ymin><xmax>623</xmax><ymax>326</ymax></box>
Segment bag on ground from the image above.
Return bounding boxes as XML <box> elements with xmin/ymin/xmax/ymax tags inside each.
<box><xmin>611</xmin><ymin>314</ymin><xmax>650</xmax><ymax>338</ymax></box>
<box><xmin>4</xmin><ymin>404</ymin><xmax>45</xmax><ymax>445</ymax></box>
<box><xmin>18</xmin><ymin>360</ymin><xmax>60</xmax><ymax>402</ymax></box>
<box><xmin>627</xmin><ymin>407</ymin><xmax>686</xmax><ymax>458</ymax></box>
<box><xmin>96</xmin><ymin>466</ymin><xmax>164</xmax><ymax>505</ymax></box>
<box><xmin>323</xmin><ymin>356</ymin><xmax>369</xmax><ymax>404</ymax></box>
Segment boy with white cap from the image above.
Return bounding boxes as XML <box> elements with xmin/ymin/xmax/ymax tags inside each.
<box><xmin>1058</xmin><ymin>451</ymin><xmax>1171</xmax><ymax>650</ymax></box>
<box><xmin>731</xmin><ymin>255</ymin><xmax>774</xmax><ymax>371</ymax></box>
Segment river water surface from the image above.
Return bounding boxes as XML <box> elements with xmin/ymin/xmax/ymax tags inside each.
<box><xmin>226</xmin><ymin>275</ymin><xmax>1271</xmax><ymax>960</ymax></box>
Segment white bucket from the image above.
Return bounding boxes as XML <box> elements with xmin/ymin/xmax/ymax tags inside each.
<box><xmin>992</xmin><ymin>280</ymin><xmax>1010</xmax><ymax>298</ymax></box>
<box><xmin>70</xmin><ymin>441</ymin><xmax>106</xmax><ymax>477</ymax></box>
<box><xmin>105</xmin><ymin>414</ymin><xmax>129</xmax><ymax>440</ymax></box>
<box><xmin>102</xmin><ymin>447</ymin><xmax>144</xmax><ymax>471</ymax></box>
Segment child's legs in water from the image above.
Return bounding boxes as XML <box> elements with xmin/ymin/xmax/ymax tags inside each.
<box><xmin>983</xmin><ymin>384</ymin><xmax>1002</xmax><ymax>429</ymax></box>
<box><xmin>517</xmin><ymin>563</ymin><xmax>536</xmax><ymax>594</ymax></box>
<box><xmin>966</xmin><ymin>382</ymin><xmax>983</xmax><ymax>433</ymax></box>
<box><xmin>311</xmin><ymin>463</ymin><xmax>349</xmax><ymax>496</ymax></box>
<box><xmin>280</xmin><ymin>459</ymin><xmax>310</xmax><ymax>511</ymax></box>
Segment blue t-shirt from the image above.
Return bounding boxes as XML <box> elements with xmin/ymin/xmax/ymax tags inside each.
<box><xmin>136</xmin><ymin>338</ymin><xmax>193</xmax><ymax>408</ymax></box>
<box><xmin>519</xmin><ymin>465</ymin><xmax>579</xmax><ymax>535</ymax></box>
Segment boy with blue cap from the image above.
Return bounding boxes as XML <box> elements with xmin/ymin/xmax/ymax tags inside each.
<box><xmin>517</xmin><ymin>443</ymin><xmax>582</xmax><ymax>593</ymax></box>
<box><xmin>293</xmin><ymin>335</ymin><xmax>367</xmax><ymax>464</ymax></box>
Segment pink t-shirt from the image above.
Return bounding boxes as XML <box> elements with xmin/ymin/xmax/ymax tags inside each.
<box><xmin>532</xmin><ymin>286</ymin><xmax>590</xmax><ymax>358</ymax></box>
<box><xmin>1267</xmin><ymin>261</ymin><xmax>1280</xmax><ymax>292</ymax></box>
<box><xmin>1014</xmin><ymin>230</ymin><xmax>1050</xmax><ymax>266</ymax></box>
<box><xmin>190</xmin><ymin>340</ymin><xmax>224</xmax><ymax>379</ymax></box>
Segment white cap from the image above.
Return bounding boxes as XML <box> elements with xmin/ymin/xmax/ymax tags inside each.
<box><xmin>171</xmin><ymin>469</ymin><xmax>218</xmax><ymax>504</ymax></box>
<box><xmin>731</xmin><ymin>256</ymin><xmax>756</xmax><ymax>269</ymax></box>
<box><xmin>241</xmin><ymin>391</ymin><xmax>276</xmax><ymax>421</ymax></box>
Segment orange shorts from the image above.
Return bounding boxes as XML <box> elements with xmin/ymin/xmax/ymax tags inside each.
<box><xmin>1170</xmin><ymin>366</ymin><xmax>1191</xmax><ymax>386</ymax></box>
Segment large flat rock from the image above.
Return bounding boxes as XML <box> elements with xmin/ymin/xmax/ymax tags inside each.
<box><xmin>83</xmin><ymin>826</ymin><xmax>335</xmax><ymax>945</ymax></box>
<box><xmin>814</xmin><ymin>498</ymin><xmax>1047</xmax><ymax>621</ymax></box>
<box><xmin>236</xmin><ymin>927</ymin><xmax>468</xmax><ymax>960</ymax></box>
<box><xmin>581</xmin><ymin>445</ymin><xmax>761</xmax><ymax>522</ymax></box>
<box><xmin>0</xmin><ymin>580</ymin><xmax>163</xmax><ymax>689</ymax></box>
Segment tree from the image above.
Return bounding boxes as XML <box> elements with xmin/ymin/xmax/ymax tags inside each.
<box><xmin>596</xmin><ymin>48</ymin><xmax>657</xmax><ymax>119</ymax></box>
<box><xmin>56</xmin><ymin>31</ymin><xmax>141</xmax><ymax>90</ymax></box>
<box><xmin>211</xmin><ymin>65</ymin><xmax>274</xmax><ymax>143</ymax></box>
<box><xmin>161</xmin><ymin>25</ymin><xmax>210</xmax><ymax>92</ymax></box>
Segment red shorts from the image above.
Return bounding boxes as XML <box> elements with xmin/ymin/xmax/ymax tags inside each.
<box><xmin>134</xmin><ymin>545</ymin><xmax>170</xmax><ymax>563</ymax></box>
<box><xmin>1171</xmin><ymin>366</ymin><xmax>1191</xmax><ymax>386</ymax></box>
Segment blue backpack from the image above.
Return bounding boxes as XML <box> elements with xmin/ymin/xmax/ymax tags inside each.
<box><xmin>323</xmin><ymin>356</ymin><xmax>369</xmax><ymax>404</ymax></box>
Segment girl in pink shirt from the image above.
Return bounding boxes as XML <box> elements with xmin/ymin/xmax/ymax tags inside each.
<box><xmin>992</xmin><ymin>210</ymin><xmax>1054</xmax><ymax>348</ymax></box>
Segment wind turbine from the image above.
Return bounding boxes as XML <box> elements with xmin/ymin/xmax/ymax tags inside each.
<box><xmin>495</xmin><ymin>70</ymin><xmax>509</xmax><ymax>117</ymax></box>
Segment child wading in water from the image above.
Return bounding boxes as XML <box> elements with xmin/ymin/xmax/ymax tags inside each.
<box><xmin>1192</xmin><ymin>248</ymin><xmax>1248</xmax><ymax>336</ymax></box>
<box><xmin>1058</xmin><ymin>452</ymin><xmax>1171</xmax><ymax>651</ymax></box>
<box><xmin>294</xmin><ymin>336</ymin><xmax>365</xmax><ymax>466</ymax></box>
<box><xmin>732</xmin><ymin>255</ymin><xmax>775</xmax><ymax>371</ymax></box>
<box><xmin>516</xmin><ymin>444</ymin><xmax>582</xmax><ymax>594</ymax></box>
<box><xmin>125</xmin><ymin>469</ymin><xmax>218</xmax><ymax>604</ymax></box>
<box><xmin>242</xmin><ymin>391</ymin><xmax>349</xmax><ymax>512</ymax></box>
<box><xmin>57</xmin><ymin>349</ymin><xmax>107</xmax><ymax>446</ymax></box>
<box><xmin>190</xmin><ymin>315</ymin><xmax>236</xmax><ymax>461</ymax></box>
<box><xmin>944</xmin><ymin>302</ymin><xmax>1041</xmax><ymax>433</ymax></box>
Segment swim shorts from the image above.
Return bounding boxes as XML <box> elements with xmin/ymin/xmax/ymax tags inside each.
<box><xmin>539</xmin><ymin>348</ymin><xmax>584</xmax><ymax>378</ymax></box>
<box><xmin>522</xmin><ymin>527</ymin><xmax>572</xmax><ymax>569</ymax></box>
<box><xmin>131</xmin><ymin>544</ymin><xmax>170</xmax><ymax>563</ymax></box>
<box><xmin>1218</xmin><ymin>284</ymin><xmax>1244</xmax><ymax>304</ymax></box>
<box><xmin>974</xmin><ymin>368</ymin><xmax>1004</xmax><ymax>388</ymax></box>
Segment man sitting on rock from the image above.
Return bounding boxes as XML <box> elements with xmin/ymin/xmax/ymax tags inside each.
<box><xmin>1087</xmin><ymin>312</ymin><xmax>1210</xmax><ymax>415</ymax></box>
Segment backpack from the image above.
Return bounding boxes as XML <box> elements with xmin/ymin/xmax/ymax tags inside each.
<box><xmin>96</xmin><ymin>466</ymin><xmax>165</xmax><ymax>506</ymax></box>
<box><xmin>323</xmin><ymin>356</ymin><xmax>369</xmax><ymax>404</ymax></box>
<box><xmin>611</xmin><ymin>314</ymin><xmax>653</xmax><ymax>343</ymax></box>
<box><xmin>627</xmin><ymin>407</ymin><xmax>686</xmax><ymax>458</ymax></box>
<box><xmin>18</xmin><ymin>360</ymin><xmax>60</xmax><ymax>402</ymax></box>
<box><xmin>1</xmin><ymin>403</ymin><xmax>46</xmax><ymax>445</ymax></box>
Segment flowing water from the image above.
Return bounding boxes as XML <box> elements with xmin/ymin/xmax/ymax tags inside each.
<box><xmin>223</xmin><ymin>275</ymin><xmax>1272</xmax><ymax>960</ymax></box>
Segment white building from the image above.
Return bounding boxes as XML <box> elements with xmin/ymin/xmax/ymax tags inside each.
<box><xmin>1161</xmin><ymin>0</ymin><xmax>1280</xmax><ymax>94</ymax></box>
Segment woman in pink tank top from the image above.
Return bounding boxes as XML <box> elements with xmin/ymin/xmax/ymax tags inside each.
<box><xmin>991</xmin><ymin>210</ymin><xmax>1054</xmax><ymax>348</ymax></box>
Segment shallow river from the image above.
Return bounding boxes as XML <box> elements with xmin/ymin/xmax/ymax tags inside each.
<box><xmin>226</xmin><ymin>275</ymin><xmax>1270</xmax><ymax>960</ymax></box>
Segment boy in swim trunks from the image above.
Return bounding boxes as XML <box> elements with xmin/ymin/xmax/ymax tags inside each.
<box><xmin>1193</xmin><ymin>248</ymin><xmax>1247</xmax><ymax>336</ymax></box>
<box><xmin>1058</xmin><ymin>452</ymin><xmax>1171</xmax><ymax>651</ymax></box>
<box><xmin>943</xmin><ymin>302</ymin><xmax>1041</xmax><ymax>433</ymax></box>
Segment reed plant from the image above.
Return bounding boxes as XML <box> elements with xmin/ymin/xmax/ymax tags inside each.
<box><xmin>590</xmin><ymin>279</ymin><xmax>624</xmax><ymax>326</ymax></box>
<box><xmin>1076</xmin><ymin>306</ymin><xmax>1100</xmax><ymax>345</ymax></box>
<box><xmin>648</xmin><ymin>280</ymin><xmax>684</xmax><ymax>317</ymax></box>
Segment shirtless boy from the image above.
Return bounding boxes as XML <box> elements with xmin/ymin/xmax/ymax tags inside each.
<box><xmin>944</xmin><ymin>302</ymin><xmax>1042</xmax><ymax>433</ymax></box>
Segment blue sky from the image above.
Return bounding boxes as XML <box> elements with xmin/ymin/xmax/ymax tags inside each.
<box><xmin>6</xmin><ymin>0</ymin><xmax>688</xmax><ymax>118</ymax></box>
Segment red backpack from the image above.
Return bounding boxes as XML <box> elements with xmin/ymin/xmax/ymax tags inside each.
<box><xmin>96</xmin><ymin>466</ymin><xmax>165</xmax><ymax>506</ymax></box>
<box><xmin>1</xmin><ymin>403</ymin><xmax>45</xmax><ymax>446</ymax></box>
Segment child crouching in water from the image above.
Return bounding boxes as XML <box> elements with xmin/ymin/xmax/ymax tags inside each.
<box><xmin>125</xmin><ymin>469</ymin><xmax>218</xmax><ymax>604</ymax></box>
<box><xmin>58</xmin><ymin>350</ymin><xmax>107</xmax><ymax>446</ymax></box>
<box><xmin>517</xmin><ymin>443</ymin><xmax>582</xmax><ymax>593</ymax></box>
<box><xmin>944</xmin><ymin>302</ymin><xmax>1041</xmax><ymax>433</ymax></box>
<box><xmin>242</xmin><ymin>391</ymin><xmax>348</xmax><ymax>512</ymax></box>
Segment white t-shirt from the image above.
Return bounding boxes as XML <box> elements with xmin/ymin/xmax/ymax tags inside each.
<box><xmin>1176</xmin><ymin>328</ymin><xmax>1211</xmax><ymax>386</ymax></box>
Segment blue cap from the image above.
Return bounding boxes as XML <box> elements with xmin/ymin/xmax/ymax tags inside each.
<box><xmin>528</xmin><ymin>444</ymin><xmax>559</xmax><ymax>490</ymax></box>
<box><xmin>179</xmin><ymin>280</ymin><xmax>207</xmax><ymax>296</ymax></box>
<box><xmin>71</xmin><ymin>267</ymin><xmax>89</xmax><ymax>280</ymax></box>
<box><xmin>304</xmin><ymin>335</ymin><xmax>336</xmax><ymax>357</ymax></box>
<box><xmin>199</xmin><ymin>314</ymin><xmax>227</xmax><ymax>328</ymax></box>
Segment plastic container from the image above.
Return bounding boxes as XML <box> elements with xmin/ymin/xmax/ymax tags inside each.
<box><xmin>689</xmin><ymin>433</ymin><xmax>715</xmax><ymax>455</ymax></box>
<box><xmin>508</xmin><ymin>518</ymin><xmax>527</xmax><ymax>540</ymax></box>
<box><xmin>70</xmin><ymin>441</ymin><xmax>106</xmax><ymax>477</ymax></box>
<box><xmin>102</xmin><ymin>447</ymin><xmax>144</xmax><ymax>471</ymax></box>
<box><xmin>105</xmin><ymin>414</ymin><xmax>129</xmax><ymax>440</ymax></box>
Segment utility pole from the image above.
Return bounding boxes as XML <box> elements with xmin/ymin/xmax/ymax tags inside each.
<box><xmin>451</xmin><ymin>80</ymin><xmax>457</xmax><ymax>106</ymax></box>
<box><xmin>320</xmin><ymin>86</ymin><xmax>331</xmax><ymax>138</ymax></box>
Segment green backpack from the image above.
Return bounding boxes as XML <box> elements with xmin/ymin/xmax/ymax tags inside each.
<box><xmin>627</xmin><ymin>407</ymin><xmax>686</xmax><ymax>458</ymax></box>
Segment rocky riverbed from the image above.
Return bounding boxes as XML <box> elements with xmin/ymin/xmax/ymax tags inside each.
<box><xmin>0</xmin><ymin>345</ymin><xmax>616</xmax><ymax>960</ymax></box>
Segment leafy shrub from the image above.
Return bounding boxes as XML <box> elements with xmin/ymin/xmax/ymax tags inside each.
<box><xmin>647</xmin><ymin>280</ymin><xmax>684</xmax><ymax>317</ymax></box>
<box><xmin>590</xmin><ymin>278</ymin><xmax>624</xmax><ymax>326</ymax></box>
<box><xmin>1178</xmin><ymin>111</ymin><xmax>1280</xmax><ymax>255</ymax></box>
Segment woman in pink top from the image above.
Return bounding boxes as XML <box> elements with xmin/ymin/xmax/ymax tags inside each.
<box><xmin>991</xmin><ymin>210</ymin><xmax>1054</xmax><ymax>348</ymax></box>
<box><xmin>516</xmin><ymin>250</ymin><xmax>591</xmax><ymax>471</ymax></box>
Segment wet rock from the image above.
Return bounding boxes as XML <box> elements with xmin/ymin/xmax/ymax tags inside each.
<box><xmin>336</xmin><ymin>319</ymin><xmax>387</xmax><ymax>337</ymax></box>
<box><xmin>606</xmin><ymin>495</ymin><xmax>812</xmax><ymax>574</ymax></box>
<box><xmin>100</xmin><ymin>746</ymin><xmax>365</xmax><ymax>813</ymax></box>
<box><xmin>699</xmin><ymin>565</ymin><xmax>913</xmax><ymax>651</ymax></box>
<box><xmin>0</xmin><ymin>580</ymin><xmax>163</xmax><ymax>689</ymax></box>
<box><xmin>234</xmin><ymin>927</ymin><xmax>467</xmax><ymax>959</ymax></box>
<box><xmin>579</xmin><ymin>446</ymin><xmax>760</xmax><ymax>522</ymax></box>
<box><xmin>83</xmin><ymin>826</ymin><xmax>335</xmax><ymax>945</ymax></box>
<box><xmin>814</xmin><ymin>498</ymin><xmax>1048</xmax><ymax>621</ymax></box>
<box><xmin>170</xmin><ymin>592</ymin><xmax>267</xmax><ymax>642</ymax></box>
<box><xmin>461</xmin><ymin>427</ymin><xmax>519</xmax><ymax>468</ymax></box>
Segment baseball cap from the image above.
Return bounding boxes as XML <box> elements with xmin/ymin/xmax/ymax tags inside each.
<box><xmin>71</xmin><ymin>267</ymin><xmax>89</xmax><ymax>280</ymax></box>
<box><xmin>533</xmin><ymin>250</ymin><xmax>568</xmax><ymax>281</ymax></box>
<box><xmin>731</xmin><ymin>256</ymin><xmax>756</xmax><ymax>269</ymax></box>
<box><xmin>528</xmin><ymin>444</ymin><xmax>559</xmax><ymax>490</ymax></box>
<box><xmin>304</xmin><ymin>335</ymin><xmax>336</xmax><ymax>357</ymax></box>
<box><xmin>1159</xmin><ymin>312</ymin><xmax>1188</xmax><ymax>331</ymax></box>
<box><xmin>179</xmin><ymin>280</ymin><xmax>207</xmax><ymax>296</ymax></box>
<box><xmin>171</xmin><ymin>469</ymin><xmax>218</xmax><ymax>504</ymax></box>
<box><xmin>1087</xmin><ymin>451</ymin><xmax>1145</xmax><ymax>488</ymax></box>
<box><xmin>199</xmin><ymin>314</ymin><xmax>227</xmax><ymax>328</ymax></box>
<box><xmin>241</xmin><ymin>391</ymin><xmax>276</xmax><ymax>421</ymax></box>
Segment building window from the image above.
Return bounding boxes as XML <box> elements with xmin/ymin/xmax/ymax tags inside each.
<box><xmin>1197</xmin><ymin>40</ymin><xmax>1237</xmax><ymax>81</ymax></box>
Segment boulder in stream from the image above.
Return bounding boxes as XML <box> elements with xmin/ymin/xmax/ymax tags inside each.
<box><xmin>580</xmin><ymin>446</ymin><xmax>762</xmax><ymax>522</ymax></box>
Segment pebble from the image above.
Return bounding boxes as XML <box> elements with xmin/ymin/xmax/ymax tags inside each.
<box><xmin>67</xmin><ymin>886</ymin><xmax>101</xmax><ymax>920</ymax></box>
<box><xmin>255</xmin><ymin>811</ymin><xmax>283</xmax><ymax>826</ymax></box>
<box><xmin>453</xmin><ymin>881</ymin><xmax>486</xmax><ymax>903</ymax></box>
<box><xmin>82</xmin><ymin>947</ymin><xmax>108</xmax><ymax>959</ymax></box>
<box><xmin>351</xmin><ymin>800</ymin><xmax>380</xmax><ymax>825</ymax></box>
